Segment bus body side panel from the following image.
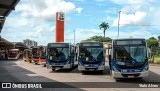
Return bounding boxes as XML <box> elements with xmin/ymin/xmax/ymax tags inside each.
<box><xmin>39</xmin><ymin>58</ymin><xmax>46</xmax><ymax>65</ymax></box>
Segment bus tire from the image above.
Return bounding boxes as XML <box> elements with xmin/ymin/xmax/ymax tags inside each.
<box><xmin>136</xmin><ymin>77</ymin><xmax>143</xmax><ymax>80</ymax></box>
<box><xmin>72</xmin><ymin>63</ymin><xmax>74</xmax><ymax>68</ymax></box>
<box><xmin>44</xmin><ymin>64</ymin><xmax>46</xmax><ymax>67</ymax></box>
<box><xmin>35</xmin><ymin>63</ymin><xmax>38</xmax><ymax>65</ymax></box>
<box><xmin>99</xmin><ymin>70</ymin><xmax>103</xmax><ymax>74</ymax></box>
<box><xmin>52</xmin><ymin>67</ymin><xmax>55</xmax><ymax>71</ymax></box>
<box><xmin>82</xmin><ymin>71</ymin><xmax>86</xmax><ymax>74</ymax></box>
<box><xmin>29</xmin><ymin>60</ymin><xmax>32</xmax><ymax>63</ymax></box>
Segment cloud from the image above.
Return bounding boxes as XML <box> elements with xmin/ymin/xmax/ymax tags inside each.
<box><xmin>77</xmin><ymin>0</ymin><xmax>85</xmax><ymax>1</ymax></box>
<box><xmin>65</xmin><ymin>28</ymin><xmax>102</xmax><ymax>43</ymax></box>
<box><xmin>95</xmin><ymin>0</ymin><xmax>106</xmax><ymax>2</ymax></box>
<box><xmin>110</xmin><ymin>0</ymin><xmax>160</xmax><ymax>27</ymax></box>
<box><xmin>76</xmin><ymin>8</ymin><xmax>83</xmax><ymax>13</ymax></box>
<box><xmin>112</xmin><ymin>11</ymin><xmax>147</xmax><ymax>26</ymax></box>
<box><xmin>16</xmin><ymin>0</ymin><xmax>83</xmax><ymax>22</ymax></box>
<box><xmin>110</xmin><ymin>0</ymin><xmax>146</xmax><ymax>5</ymax></box>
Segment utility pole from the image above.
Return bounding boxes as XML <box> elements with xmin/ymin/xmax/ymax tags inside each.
<box><xmin>117</xmin><ymin>11</ymin><xmax>121</xmax><ymax>39</ymax></box>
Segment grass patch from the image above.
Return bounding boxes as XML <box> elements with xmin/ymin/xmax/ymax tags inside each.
<box><xmin>153</xmin><ymin>55</ymin><xmax>160</xmax><ymax>58</ymax></box>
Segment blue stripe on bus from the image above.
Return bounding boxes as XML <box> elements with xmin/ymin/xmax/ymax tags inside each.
<box><xmin>110</xmin><ymin>59</ymin><xmax>148</xmax><ymax>72</ymax></box>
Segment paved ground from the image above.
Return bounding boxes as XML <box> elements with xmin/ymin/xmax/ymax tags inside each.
<box><xmin>0</xmin><ymin>59</ymin><xmax>160</xmax><ymax>91</ymax></box>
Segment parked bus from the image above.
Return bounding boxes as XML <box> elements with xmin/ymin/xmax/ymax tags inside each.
<box><xmin>109</xmin><ymin>38</ymin><xmax>149</xmax><ymax>79</ymax></box>
<box><xmin>37</xmin><ymin>46</ymin><xmax>46</xmax><ymax>66</ymax></box>
<box><xmin>46</xmin><ymin>43</ymin><xmax>76</xmax><ymax>71</ymax></box>
<box><xmin>7</xmin><ymin>49</ymin><xmax>20</xmax><ymax>60</ymax></box>
<box><xmin>78</xmin><ymin>42</ymin><xmax>105</xmax><ymax>73</ymax></box>
<box><xmin>31</xmin><ymin>47</ymin><xmax>40</xmax><ymax>64</ymax></box>
<box><xmin>0</xmin><ymin>50</ymin><xmax>6</xmax><ymax>60</ymax></box>
<box><xmin>24</xmin><ymin>49</ymin><xmax>32</xmax><ymax>62</ymax></box>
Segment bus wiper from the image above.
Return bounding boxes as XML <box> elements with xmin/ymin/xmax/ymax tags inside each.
<box><xmin>120</xmin><ymin>46</ymin><xmax>132</xmax><ymax>60</ymax></box>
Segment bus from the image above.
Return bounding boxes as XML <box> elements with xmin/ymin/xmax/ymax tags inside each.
<box><xmin>0</xmin><ymin>50</ymin><xmax>6</xmax><ymax>60</ymax></box>
<box><xmin>24</xmin><ymin>49</ymin><xmax>32</xmax><ymax>62</ymax></box>
<box><xmin>46</xmin><ymin>43</ymin><xmax>76</xmax><ymax>71</ymax></box>
<box><xmin>109</xmin><ymin>38</ymin><xmax>149</xmax><ymax>79</ymax></box>
<box><xmin>78</xmin><ymin>42</ymin><xmax>105</xmax><ymax>73</ymax></box>
<box><xmin>37</xmin><ymin>46</ymin><xmax>46</xmax><ymax>66</ymax></box>
<box><xmin>31</xmin><ymin>47</ymin><xmax>40</xmax><ymax>64</ymax></box>
<box><xmin>7</xmin><ymin>49</ymin><xmax>20</xmax><ymax>60</ymax></box>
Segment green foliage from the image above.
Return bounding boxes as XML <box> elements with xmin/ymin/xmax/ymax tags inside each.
<box><xmin>81</xmin><ymin>36</ymin><xmax>112</xmax><ymax>42</ymax></box>
<box><xmin>155</xmin><ymin>48</ymin><xmax>160</xmax><ymax>55</ymax></box>
<box><xmin>146</xmin><ymin>37</ymin><xmax>159</xmax><ymax>48</ymax></box>
<box><xmin>99</xmin><ymin>22</ymin><xmax>109</xmax><ymax>38</ymax></box>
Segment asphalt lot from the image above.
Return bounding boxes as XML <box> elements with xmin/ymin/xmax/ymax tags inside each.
<box><xmin>0</xmin><ymin>59</ymin><xmax>160</xmax><ymax>91</ymax></box>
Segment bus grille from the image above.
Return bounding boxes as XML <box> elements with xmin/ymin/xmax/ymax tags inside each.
<box><xmin>121</xmin><ymin>73</ymin><xmax>140</xmax><ymax>77</ymax></box>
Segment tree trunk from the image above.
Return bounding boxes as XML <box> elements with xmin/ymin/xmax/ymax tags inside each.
<box><xmin>104</xmin><ymin>29</ymin><xmax>105</xmax><ymax>38</ymax></box>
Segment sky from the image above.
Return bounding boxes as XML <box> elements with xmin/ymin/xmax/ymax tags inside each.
<box><xmin>1</xmin><ymin>0</ymin><xmax>160</xmax><ymax>46</ymax></box>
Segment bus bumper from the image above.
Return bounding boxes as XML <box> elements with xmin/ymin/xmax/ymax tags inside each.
<box><xmin>46</xmin><ymin>64</ymin><xmax>72</xmax><ymax>69</ymax></box>
<box><xmin>78</xmin><ymin>65</ymin><xmax>105</xmax><ymax>71</ymax></box>
<box><xmin>112</xmin><ymin>70</ymin><xmax>149</xmax><ymax>78</ymax></box>
<box><xmin>38</xmin><ymin>62</ymin><xmax>46</xmax><ymax>65</ymax></box>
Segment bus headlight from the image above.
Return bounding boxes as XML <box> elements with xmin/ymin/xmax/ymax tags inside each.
<box><xmin>142</xmin><ymin>65</ymin><xmax>148</xmax><ymax>72</ymax></box>
<box><xmin>113</xmin><ymin>66</ymin><xmax>119</xmax><ymax>72</ymax></box>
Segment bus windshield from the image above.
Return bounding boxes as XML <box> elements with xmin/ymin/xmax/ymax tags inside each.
<box><xmin>8</xmin><ymin>51</ymin><xmax>18</xmax><ymax>57</ymax></box>
<box><xmin>114</xmin><ymin>46</ymin><xmax>147</xmax><ymax>68</ymax></box>
<box><xmin>32</xmin><ymin>49</ymin><xmax>39</xmax><ymax>58</ymax></box>
<box><xmin>79</xmin><ymin>48</ymin><xmax>103</xmax><ymax>63</ymax></box>
<box><xmin>48</xmin><ymin>48</ymin><xmax>69</xmax><ymax>61</ymax></box>
<box><xmin>40</xmin><ymin>51</ymin><xmax>46</xmax><ymax>59</ymax></box>
<box><xmin>27</xmin><ymin>51</ymin><xmax>32</xmax><ymax>57</ymax></box>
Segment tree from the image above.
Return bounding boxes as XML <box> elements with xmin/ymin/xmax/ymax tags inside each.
<box><xmin>146</xmin><ymin>37</ymin><xmax>159</xmax><ymax>63</ymax></box>
<box><xmin>99</xmin><ymin>22</ymin><xmax>109</xmax><ymax>38</ymax></box>
<box><xmin>149</xmin><ymin>37</ymin><xmax>157</xmax><ymax>40</ymax></box>
<box><xmin>81</xmin><ymin>36</ymin><xmax>112</xmax><ymax>42</ymax></box>
<box><xmin>146</xmin><ymin>38</ymin><xmax>159</xmax><ymax>49</ymax></box>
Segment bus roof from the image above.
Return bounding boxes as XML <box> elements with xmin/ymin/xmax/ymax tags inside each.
<box><xmin>112</xmin><ymin>38</ymin><xmax>146</xmax><ymax>45</ymax></box>
<box><xmin>113</xmin><ymin>38</ymin><xmax>145</xmax><ymax>41</ymax></box>
<box><xmin>48</xmin><ymin>42</ymin><xmax>69</xmax><ymax>45</ymax></box>
<box><xmin>47</xmin><ymin>43</ymin><xmax>70</xmax><ymax>48</ymax></box>
<box><xmin>79</xmin><ymin>42</ymin><xmax>103</xmax><ymax>47</ymax></box>
<box><xmin>8</xmin><ymin>49</ymin><xmax>19</xmax><ymax>51</ymax></box>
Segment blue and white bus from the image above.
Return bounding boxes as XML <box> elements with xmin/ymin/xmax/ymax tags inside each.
<box><xmin>46</xmin><ymin>43</ymin><xmax>76</xmax><ymax>71</ymax></box>
<box><xmin>78</xmin><ymin>42</ymin><xmax>105</xmax><ymax>73</ymax></box>
<box><xmin>109</xmin><ymin>38</ymin><xmax>149</xmax><ymax>79</ymax></box>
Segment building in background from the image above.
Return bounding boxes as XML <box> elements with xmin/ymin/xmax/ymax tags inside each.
<box><xmin>23</xmin><ymin>39</ymin><xmax>38</xmax><ymax>48</ymax></box>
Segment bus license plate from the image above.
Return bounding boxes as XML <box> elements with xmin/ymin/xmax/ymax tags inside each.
<box><xmin>89</xmin><ymin>69</ymin><xmax>94</xmax><ymax>71</ymax></box>
<box><xmin>128</xmin><ymin>76</ymin><xmax>134</xmax><ymax>78</ymax></box>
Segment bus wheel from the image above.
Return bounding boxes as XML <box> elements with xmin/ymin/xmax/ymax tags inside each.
<box><xmin>29</xmin><ymin>60</ymin><xmax>32</xmax><ymax>63</ymax></box>
<box><xmin>44</xmin><ymin>64</ymin><xmax>46</xmax><ymax>67</ymax></box>
<box><xmin>99</xmin><ymin>70</ymin><xmax>103</xmax><ymax>74</ymax></box>
<box><xmin>52</xmin><ymin>67</ymin><xmax>55</xmax><ymax>71</ymax></box>
<box><xmin>82</xmin><ymin>71</ymin><xmax>86</xmax><ymax>74</ymax></box>
<box><xmin>136</xmin><ymin>77</ymin><xmax>143</xmax><ymax>80</ymax></box>
<box><xmin>72</xmin><ymin>64</ymin><xmax>74</xmax><ymax>68</ymax></box>
<box><xmin>35</xmin><ymin>63</ymin><xmax>38</xmax><ymax>65</ymax></box>
<box><xmin>114</xmin><ymin>78</ymin><xmax>121</xmax><ymax>81</ymax></box>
